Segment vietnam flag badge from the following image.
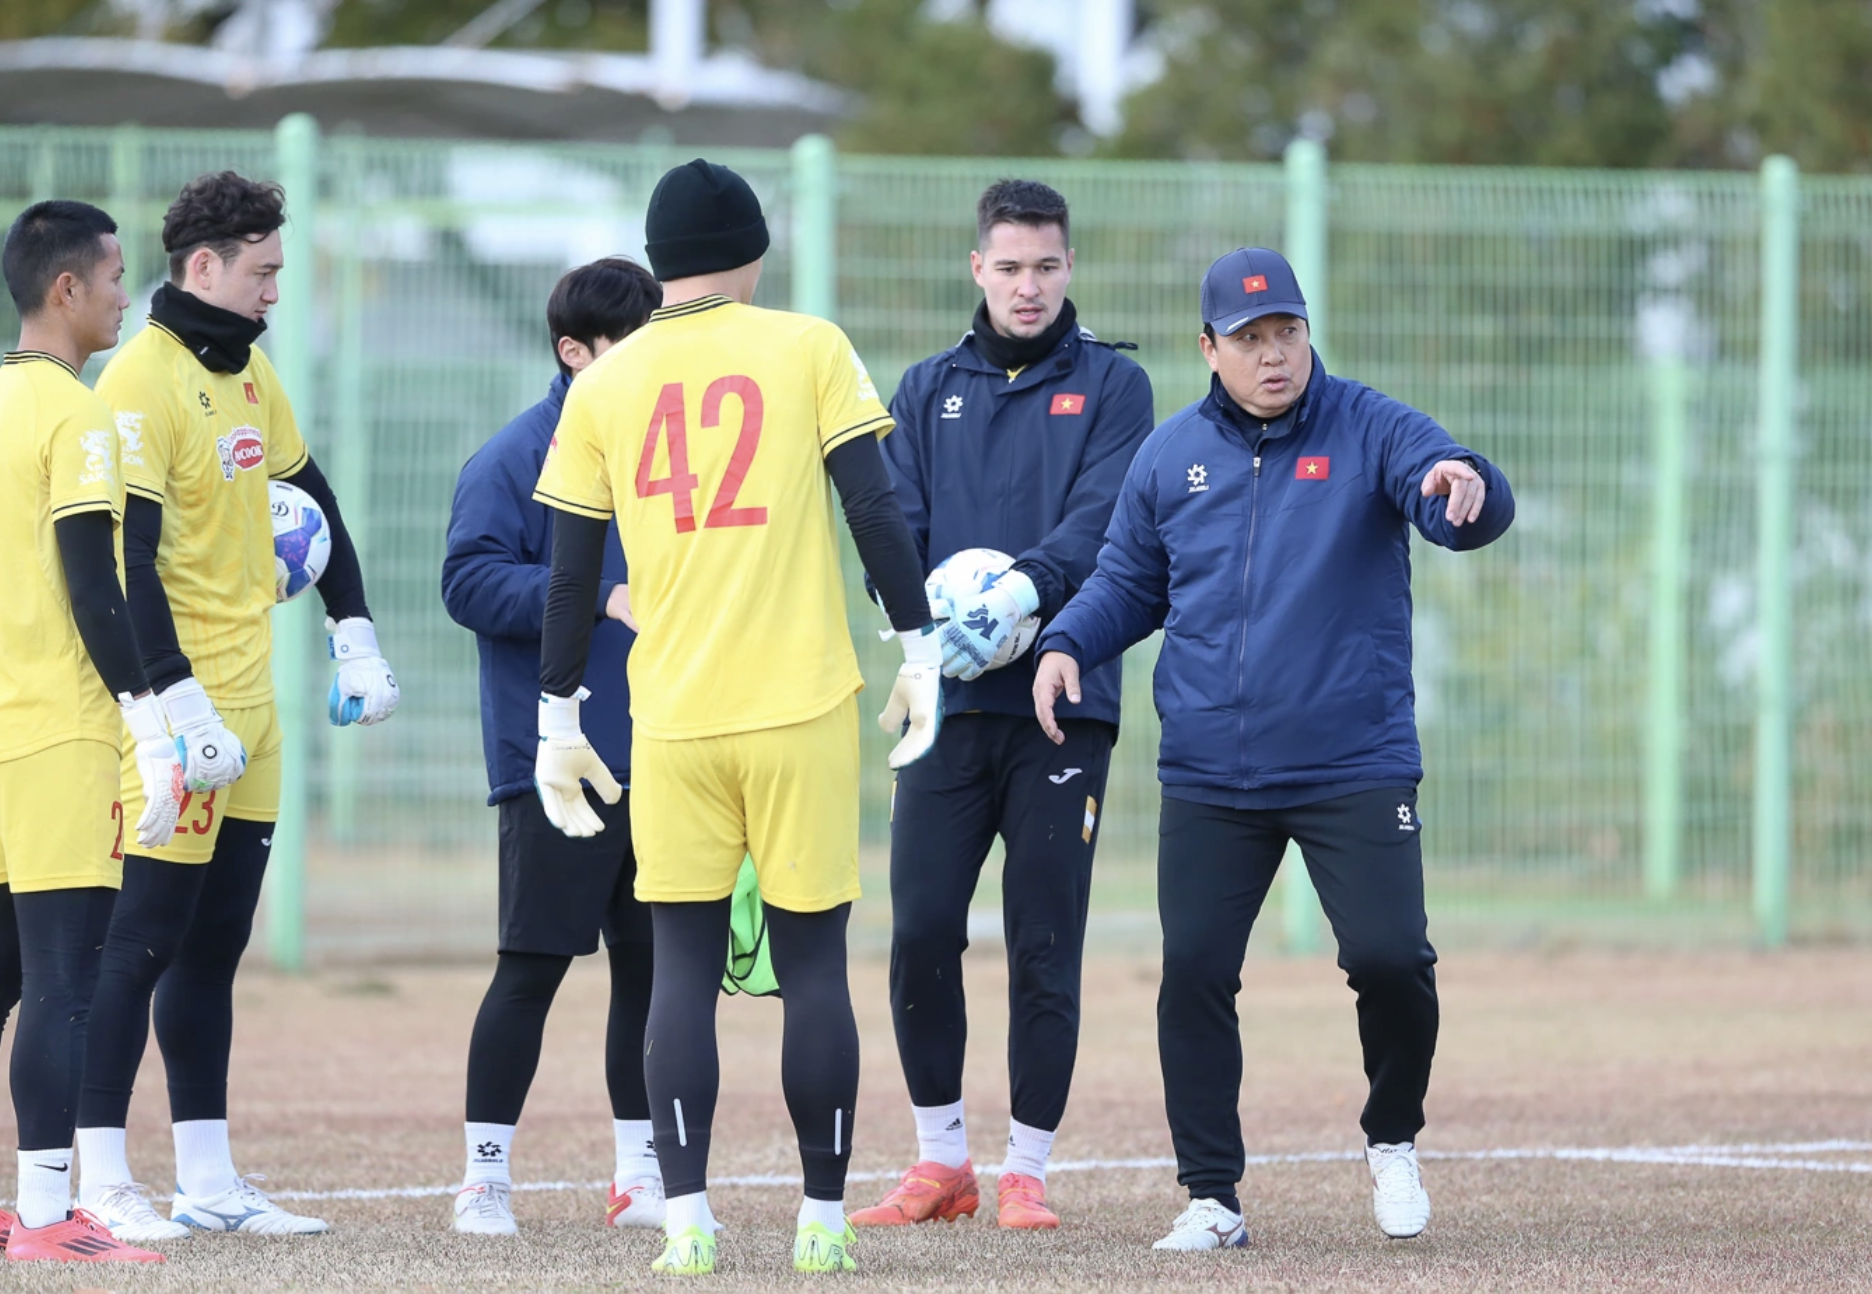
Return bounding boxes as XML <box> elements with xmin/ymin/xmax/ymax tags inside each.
<box><xmin>1049</xmin><ymin>392</ymin><xmax>1087</xmax><ymax>416</ymax></box>
<box><xmin>1296</xmin><ymin>456</ymin><xmax>1330</xmax><ymax>479</ymax></box>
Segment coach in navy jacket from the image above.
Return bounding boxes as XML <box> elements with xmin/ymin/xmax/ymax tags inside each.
<box><xmin>442</xmin><ymin>371</ymin><xmax>632</xmax><ymax>804</ymax></box>
<box><xmin>1035</xmin><ymin>248</ymin><xmax>1512</xmax><ymax>1249</ymax></box>
<box><xmin>851</xmin><ymin>181</ymin><xmax>1155</xmax><ymax>1228</ymax></box>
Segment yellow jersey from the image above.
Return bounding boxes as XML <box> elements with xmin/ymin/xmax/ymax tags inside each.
<box><xmin>0</xmin><ymin>351</ymin><xmax>127</xmax><ymax>761</ymax></box>
<box><xmin>97</xmin><ymin>321</ymin><xmax>309</xmax><ymax>706</ymax></box>
<box><xmin>535</xmin><ymin>295</ymin><xmax>892</xmax><ymax>741</ymax></box>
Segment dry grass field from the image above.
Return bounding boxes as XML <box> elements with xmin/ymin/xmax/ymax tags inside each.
<box><xmin>2</xmin><ymin>944</ymin><xmax>1868</xmax><ymax>1291</ymax></box>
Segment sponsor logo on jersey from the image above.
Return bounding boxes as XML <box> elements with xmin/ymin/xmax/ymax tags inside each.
<box><xmin>78</xmin><ymin>427</ymin><xmax>116</xmax><ymax>487</ymax></box>
<box><xmin>115</xmin><ymin>410</ymin><xmax>147</xmax><ymax>468</ymax></box>
<box><xmin>244</xmin><ymin>381</ymin><xmax>260</xmax><ymax>404</ymax></box>
<box><xmin>216</xmin><ymin>426</ymin><xmax>265</xmax><ymax>480</ymax></box>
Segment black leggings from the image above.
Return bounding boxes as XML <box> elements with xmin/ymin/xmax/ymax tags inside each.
<box><xmin>644</xmin><ymin>900</ymin><xmax>857</xmax><ymax>1201</ymax></box>
<box><xmin>0</xmin><ymin>887</ymin><xmax>21</xmax><ymax>1049</ymax></box>
<box><xmin>10</xmin><ymin>887</ymin><xmax>116</xmax><ymax>1150</ymax></box>
<box><xmin>78</xmin><ymin>819</ymin><xmax>272</xmax><ymax>1129</ymax></box>
<box><xmin>464</xmin><ymin>942</ymin><xmax>654</xmax><ymax>1126</ymax></box>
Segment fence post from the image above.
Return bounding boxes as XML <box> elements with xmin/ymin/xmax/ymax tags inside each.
<box><xmin>791</xmin><ymin>134</ymin><xmax>837</xmax><ymax>321</ymax></box>
<box><xmin>1643</xmin><ymin>343</ymin><xmax>1688</xmax><ymax>900</ymax></box>
<box><xmin>325</xmin><ymin>140</ymin><xmax>368</xmax><ymax>843</ymax></box>
<box><xmin>1752</xmin><ymin>155</ymin><xmax>1798</xmax><ymax>949</ymax></box>
<box><xmin>1280</xmin><ymin>137</ymin><xmax>1328</xmax><ymax>954</ymax></box>
<box><xmin>108</xmin><ymin>125</ymin><xmax>144</xmax><ymax>304</ymax></box>
<box><xmin>268</xmin><ymin>112</ymin><xmax>320</xmax><ymax>972</ymax></box>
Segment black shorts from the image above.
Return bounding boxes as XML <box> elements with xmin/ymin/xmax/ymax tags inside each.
<box><xmin>496</xmin><ymin>789</ymin><xmax>651</xmax><ymax>957</ymax></box>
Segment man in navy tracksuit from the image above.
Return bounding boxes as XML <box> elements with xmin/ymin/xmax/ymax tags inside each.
<box><xmin>850</xmin><ymin>181</ymin><xmax>1154</xmax><ymax>1232</ymax></box>
<box><xmin>1035</xmin><ymin>249</ymin><xmax>1513</xmax><ymax>1250</ymax></box>
<box><xmin>439</xmin><ymin>257</ymin><xmax>665</xmax><ymax>1236</ymax></box>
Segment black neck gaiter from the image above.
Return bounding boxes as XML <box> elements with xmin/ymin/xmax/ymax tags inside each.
<box><xmin>149</xmin><ymin>282</ymin><xmax>267</xmax><ymax>375</ymax></box>
<box><xmin>969</xmin><ymin>297</ymin><xmax>1078</xmax><ymax>373</ymax></box>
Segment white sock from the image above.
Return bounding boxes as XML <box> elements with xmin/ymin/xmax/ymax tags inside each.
<box><xmin>912</xmin><ymin>1100</ymin><xmax>969</xmax><ymax>1169</ymax></box>
<box><xmin>173</xmin><ymin>1119</ymin><xmax>239</xmax><ymax>1199</ymax></box>
<box><xmin>463</xmin><ymin>1122</ymin><xmax>514</xmax><ymax>1188</ymax></box>
<box><xmin>615</xmin><ymin>1118</ymin><xmax>658</xmax><ymax>1185</ymax></box>
<box><xmin>798</xmin><ymin>1195</ymin><xmax>845</xmax><ymax>1232</ymax></box>
<box><xmin>16</xmin><ymin>1147</ymin><xmax>74</xmax><ymax>1229</ymax></box>
<box><xmin>1003</xmin><ymin>1118</ymin><xmax>1055</xmax><ymax>1182</ymax></box>
<box><xmin>76</xmin><ymin>1126</ymin><xmax>132</xmax><ymax>1200</ymax></box>
<box><xmin>666</xmin><ymin>1189</ymin><xmax>716</xmax><ymax>1234</ymax></box>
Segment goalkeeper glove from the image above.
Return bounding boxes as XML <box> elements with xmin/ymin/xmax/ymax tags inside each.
<box><xmin>534</xmin><ymin>687</ymin><xmax>623</xmax><ymax>837</ymax></box>
<box><xmin>327</xmin><ymin>617</ymin><xmax>400</xmax><ymax>727</ymax></box>
<box><xmin>938</xmin><ymin>568</ymin><xmax>1039</xmax><ymax>681</ymax></box>
<box><xmin>158</xmin><ymin>677</ymin><xmax>247</xmax><ymax>792</ymax></box>
<box><xmin>120</xmin><ymin>691</ymin><xmax>186</xmax><ymax>850</ymax></box>
<box><xmin>877</xmin><ymin>625</ymin><xmax>943</xmax><ymax>769</ymax></box>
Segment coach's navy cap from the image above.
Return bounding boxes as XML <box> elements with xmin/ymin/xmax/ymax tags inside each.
<box><xmin>1200</xmin><ymin>247</ymin><xmax>1308</xmax><ymax>336</ymax></box>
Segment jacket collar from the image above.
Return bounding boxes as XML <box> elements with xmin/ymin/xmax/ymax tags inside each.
<box><xmin>951</xmin><ymin>323</ymin><xmax>1083</xmax><ymax>391</ymax></box>
<box><xmin>1202</xmin><ymin>347</ymin><xmax>1326</xmax><ymax>442</ymax></box>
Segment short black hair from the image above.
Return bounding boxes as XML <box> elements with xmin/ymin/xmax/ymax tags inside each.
<box><xmin>3</xmin><ymin>200</ymin><xmax>118</xmax><ymax>315</ymax></box>
<box><xmin>975</xmin><ymin>179</ymin><xmax>1070</xmax><ymax>247</ymax></box>
<box><xmin>162</xmin><ymin>171</ymin><xmax>287</xmax><ymax>283</ymax></box>
<box><xmin>547</xmin><ymin>256</ymin><xmax>662</xmax><ymax>378</ymax></box>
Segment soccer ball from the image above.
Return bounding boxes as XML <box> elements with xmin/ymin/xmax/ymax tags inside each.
<box><xmin>270</xmin><ymin>479</ymin><xmax>331</xmax><ymax>604</ymax></box>
<box><xmin>926</xmin><ymin>547</ymin><xmax>1041</xmax><ymax>671</ymax></box>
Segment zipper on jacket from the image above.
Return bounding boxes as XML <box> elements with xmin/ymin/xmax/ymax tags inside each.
<box><xmin>1234</xmin><ymin>429</ymin><xmax>1267</xmax><ymax>779</ymax></box>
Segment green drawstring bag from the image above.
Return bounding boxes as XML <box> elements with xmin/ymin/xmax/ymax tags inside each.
<box><xmin>722</xmin><ymin>856</ymin><xmax>780</xmax><ymax>997</ymax></box>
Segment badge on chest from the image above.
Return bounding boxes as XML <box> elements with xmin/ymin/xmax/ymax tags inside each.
<box><xmin>216</xmin><ymin>425</ymin><xmax>265</xmax><ymax>481</ymax></box>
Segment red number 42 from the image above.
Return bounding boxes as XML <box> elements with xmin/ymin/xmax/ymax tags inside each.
<box><xmin>635</xmin><ymin>376</ymin><xmax>769</xmax><ymax>532</ymax></box>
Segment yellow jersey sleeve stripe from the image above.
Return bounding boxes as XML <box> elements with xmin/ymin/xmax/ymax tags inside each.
<box><xmin>532</xmin><ymin>488</ymin><xmax>612</xmax><ymax>521</ymax></box>
<box><xmin>268</xmin><ymin>445</ymin><xmax>311</xmax><ymax>479</ymax></box>
<box><xmin>49</xmin><ymin>496</ymin><xmax>121</xmax><ymax>520</ymax></box>
<box><xmin>820</xmin><ymin>414</ymin><xmax>894</xmax><ymax>457</ymax></box>
<box><xmin>125</xmin><ymin>480</ymin><xmax>165</xmax><ymax>504</ymax></box>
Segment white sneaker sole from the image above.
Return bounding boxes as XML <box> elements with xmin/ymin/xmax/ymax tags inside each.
<box><xmin>100</xmin><ymin>1217</ymin><xmax>192</xmax><ymax>1243</ymax></box>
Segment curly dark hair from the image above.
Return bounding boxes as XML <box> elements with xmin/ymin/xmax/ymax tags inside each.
<box><xmin>162</xmin><ymin>171</ymin><xmax>287</xmax><ymax>283</ymax></box>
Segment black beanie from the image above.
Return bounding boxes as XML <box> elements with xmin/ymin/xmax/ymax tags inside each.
<box><xmin>644</xmin><ymin>159</ymin><xmax>771</xmax><ymax>281</ymax></box>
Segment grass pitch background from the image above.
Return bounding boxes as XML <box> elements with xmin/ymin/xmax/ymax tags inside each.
<box><xmin>1</xmin><ymin>946</ymin><xmax>1868</xmax><ymax>1291</ymax></box>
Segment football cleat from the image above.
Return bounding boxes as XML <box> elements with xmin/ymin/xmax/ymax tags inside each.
<box><xmin>794</xmin><ymin>1219</ymin><xmax>856</xmax><ymax>1273</ymax></box>
<box><xmin>849</xmin><ymin>1160</ymin><xmax>979</xmax><ymax>1226</ymax></box>
<box><xmin>1367</xmin><ymin>1142</ymin><xmax>1431</xmax><ymax>1238</ymax></box>
<box><xmin>0</xmin><ymin>1208</ymin><xmax>13</xmax><ymax>1255</ymax></box>
<box><xmin>6</xmin><ymin>1208</ymin><xmax>166</xmax><ymax>1262</ymax></box>
<box><xmin>81</xmin><ymin>1182</ymin><xmax>192</xmax><ymax>1242</ymax></box>
<box><xmin>651</xmin><ymin>1224</ymin><xmax>716</xmax><ymax>1276</ymax></box>
<box><xmin>453</xmin><ymin>1182</ymin><xmax>517</xmax><ymax>1235</ymax></box>
<box><xmin>608</xmin><ymin>1174</ymin><xmax>667</xmax><ymax>1229</ymax></box>
<box><xmin>1152</xmin><ymin>1198</ymin><xmax>1249</xmax><ymax>1250</ymax></box>
<box><xmin>172</xmin><ymin>1175</ymin><xmax>329</xmax><ymax>1235</ymax></box>
<box><xmin>995</xmin><ymin>1171</ymin><xmax>1059</xmax><ymax>1229</ymax></box>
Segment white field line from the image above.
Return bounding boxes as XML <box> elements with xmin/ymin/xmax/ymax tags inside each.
<box><xmin>242</xmin><ymin>1140</ymin><xmax>1872</xmax><ymax>1203</ymax></box>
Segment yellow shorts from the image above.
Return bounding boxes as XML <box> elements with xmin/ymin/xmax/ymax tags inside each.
<box><xmin>0</xmin><ymin>739</ymin><xmax>125</xmax><ymax>893</ymax></box>
<box><xmin>119</xmin><ymin>702</ymin><xmax>283</xmax><ymax>864</ymax></box>
<box><xmin>631</xmin><ymin>696</ymin><xmax>860</xmax><ymax>912</ymax></box>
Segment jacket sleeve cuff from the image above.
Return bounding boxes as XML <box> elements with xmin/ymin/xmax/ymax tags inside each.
<box><xmin>1011</xmin><ymin>558</ymin><xmax>1063</xmax><ymax>622</ymax></box>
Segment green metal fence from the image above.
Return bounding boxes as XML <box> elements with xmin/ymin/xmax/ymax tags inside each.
<box><xmin>2</xmin><ymin>121</ymin><xmax>1866</xmax><ymax>961</ymax></box>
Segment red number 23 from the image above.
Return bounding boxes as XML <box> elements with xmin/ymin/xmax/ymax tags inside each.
<box><xmin>634</xmin><ymin>376</ymin><xmax>768</xmax><ymax>532</ymax></box>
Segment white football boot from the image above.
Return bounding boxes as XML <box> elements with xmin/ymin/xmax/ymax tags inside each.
<box><xmin>1151</xmin><ymin>1197</ymin><xmax>1249</xmax><ymax>1250</ymax></box>
<box><xmin>608</xmin><ymin>1172</ymin><xmax>667</xmax><ymax>1229</ymax></box>
<box><xmin>171</xmin><ymin>1175</ymin><xmax>329</xmax><ymax>1235</ymax></box>
<box><xmin>454</xmin><ymin>1181</ymin><xmax>518</xmax><ymax>1235</ymax></box>
<box><xmin>81</xmin><ymin>1181</ymin><xmax>193</xmax><ymax>1242</ymax></box>
<box><xmin>1366</xmin><ymin>1142</ymin><xmax>1431</xmax><ymax>1238</ymax></box>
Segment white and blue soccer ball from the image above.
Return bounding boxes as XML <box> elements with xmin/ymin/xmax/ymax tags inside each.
<box><xmin>270</xmin><ymin>479</ymin><xmax>331</xmax><ymax>604</ymax></box>
<box><xmin>926</xmin><ymin>546</ymin><xmax>1041</xmax><ymax>671</ymax></box>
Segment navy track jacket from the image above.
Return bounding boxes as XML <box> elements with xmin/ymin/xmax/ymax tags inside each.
<box><xmin>442</xmin><ymin>373</ymin><xmax>633</xmax><ymax>806</ymax></box>
<box><xmin>883</xmin><ymin>320</ymin><xmax>1155</xmax><ymax>727</ymax></box>
<box><xmin>1039</xmin><ymin>356</ymin><xmax>1514</xmax><ymax>801</ymax></box>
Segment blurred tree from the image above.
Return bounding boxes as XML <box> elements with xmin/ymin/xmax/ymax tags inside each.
<box><xmin>713</xmin><ymin>0</ymin><xmax>1076</xmax><ymax>156</ymax></box>
<box><xmin>1112</xmin><ymin>0</ymin><xmax>1872</xmax><ymax>172</ymax></box>
<box><xmin>324</xmin><ymin>0</ymin><xmax>649</xmax><ymax>51</ymax></box>
<box><xmin>0</xmin><ymin>0</ymin><xmax>131</xmax><ymax>38</ymax></box>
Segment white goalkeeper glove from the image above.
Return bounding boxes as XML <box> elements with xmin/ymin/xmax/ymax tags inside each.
<box><xmin>327</xmin><ymin>617</ymin><xmax>400</xmax><ymax>727</ymax></box>
<box><xmin>877</xmin><ymin>625</ymin><xmax>944</xmax><ymax>770</ymax></box>
<box><xmin>120</xmin><ymin>691</ymin><xmax>186</xmax><ymax>850</ymax></box>
<box><xmin>534</xmin><ymin>687</ymin><xmax>623</xmax><ymax>837</ymax></box>
<box><xmin>938</xmin><ymin>568</ymin><xmax>1039</xmax><ymax>681</ymax></box>
<box><xmin>157</xmin><ymin>677</ymin><xmax>247</xmax><ymax>792</ymax></box>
